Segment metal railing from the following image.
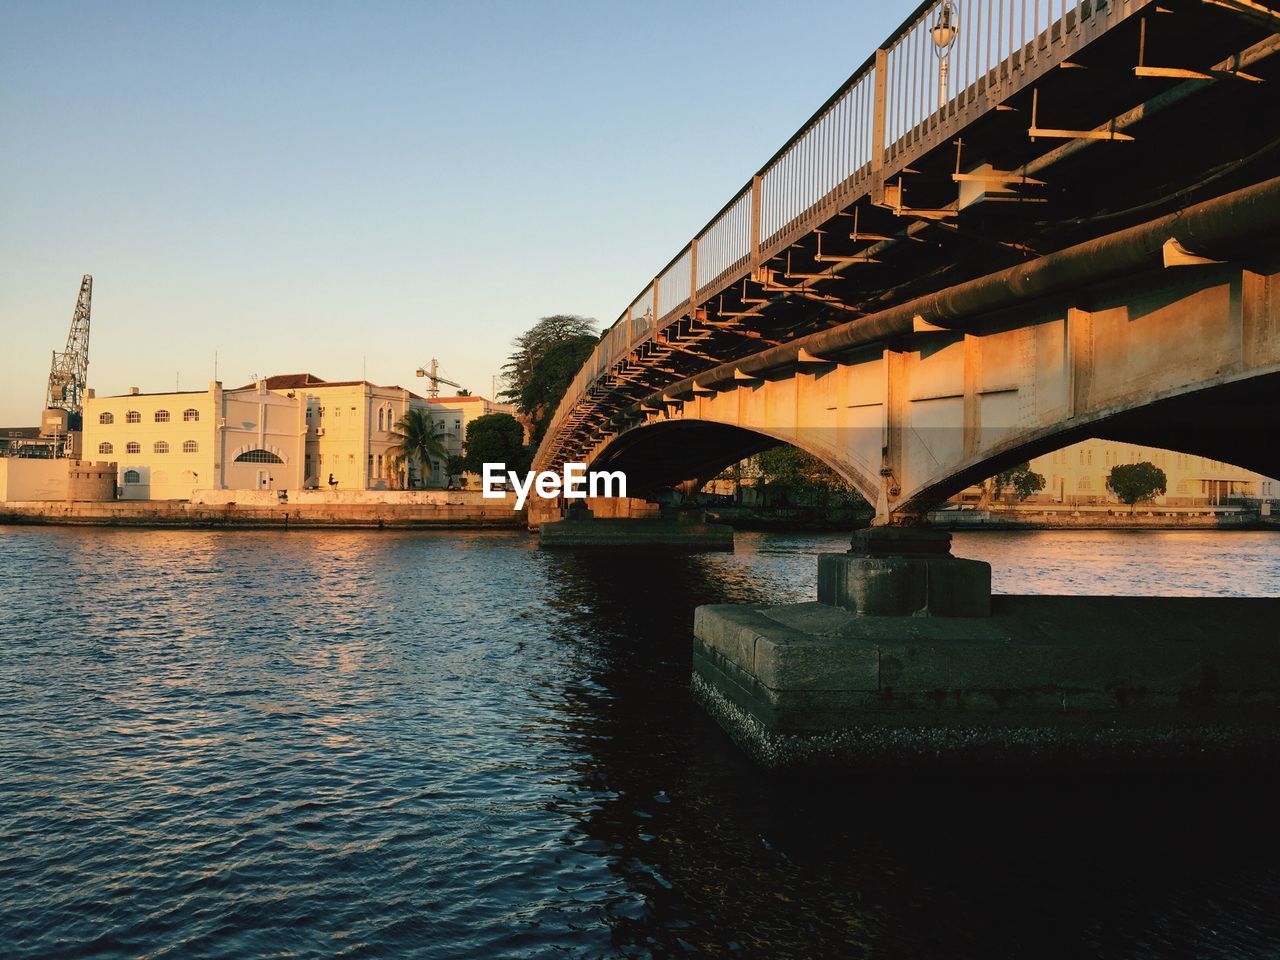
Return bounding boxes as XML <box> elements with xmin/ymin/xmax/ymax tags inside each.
<box><xmin>540</xmin><ymin>0</ymin><xmax>1149</xmax><ymax>466</ymax></box>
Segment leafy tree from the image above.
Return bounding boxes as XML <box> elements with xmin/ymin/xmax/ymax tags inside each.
<box><xmin>754</xmin><ymin>446</ymin><xmax>861</xmax><ymax>507</ymax></box>
<box><xmin>463</xmin><ymin>413</ymin><xmax>529</xmax><ymax>476</ymax></box>
<box><xmin>445</xmin><ymin>454</ymin><xmax>467</xmax><ymax>488</ymax></box>
<box><xmin>387</xmin><ymin>408</ymin><xmax>449</xmax><ymax>489</ymax></box>
<box><xmin>522</xmin><ymin>335</ymin><xmax>598</xmax><ymax>443</ymax></box>
<box><xmin>502</xmin><ymin>314</ymin><xmax>598</xmax><ymax>400</ymax></box>
<box><xmin>991</xmin><ymin>462</ymin><xmax>1046</xmax><ymax>502</ymax></box>
<box><xmin>1107</xmin><ymin>461</ymin><xmax>1167</xmax><ymax>512</ymax></box>
<box><xmin>501</xmin><ymin>314</ymin><xmax>598</xmax><ymax>442</ymax></box>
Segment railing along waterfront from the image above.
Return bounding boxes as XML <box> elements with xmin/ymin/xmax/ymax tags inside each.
<box><xmin>539</xmin><ymin>0</ymin><xmax>1151</xmax><ymax>466</ymax></box>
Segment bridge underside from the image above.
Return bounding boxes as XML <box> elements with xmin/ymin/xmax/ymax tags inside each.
<box><xmin>537</xmin><ymin>0</ymin><xmax>1280</xmax><ymax>523</ymax></box>
<box><xmin>593</xmin><ymin>369</ymin><xmax>1280</xmax><ymax>508</ymax></box>
<box><xmin>587</xmin><ymin>248</ymin><xmax>1280</xmax><ymax>519</ymax></box>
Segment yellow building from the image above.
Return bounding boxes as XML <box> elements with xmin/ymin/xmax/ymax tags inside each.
<box><xmin>1028</xmin><ymin>439</ymin><xmax>1276</xmax><ymax>505</ymax></box>
<box><xmin>82</xmin><ymin>373</ymin><xmax>520</xmax><ymax>498</ymax></box>
<box><xmin>423</xmin><ymin>395</ymin><xmax>522</xmax><ymax>485</ymax></box>
<box><xmin>84</xmin><ymin>381</ymin><xmax>304</xmax><ymax>499</ymax></box>
<box><xmin>255</xmin><ymin>374</ymin><xmax>428</xmax><ymax>490</ymax></box>
<box><xmin>953</xmin><ymin>438</ymin><xmax>1278</xmax><ymax>506</ymax></box>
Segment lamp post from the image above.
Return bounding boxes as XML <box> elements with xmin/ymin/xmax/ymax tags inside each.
<box><xmin>931</xmin><ymin>0</ymin><xmax>959</xmax><ymax>111</ymax></box>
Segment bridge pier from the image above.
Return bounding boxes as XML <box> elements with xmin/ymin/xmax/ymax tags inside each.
<box><xmin>693</xmin><ymin>534</ymin><xmax>1280</xmax><ymax>774</ymax></box>
<box><xmin>538</xmin><ymin>499</ymin><xmax>733</xmax><ymax>551</ymax></box>
<box><xmin>818</xmin><ymin>527</ymin><xmax>990</xmax><ymax>617</ymax></box>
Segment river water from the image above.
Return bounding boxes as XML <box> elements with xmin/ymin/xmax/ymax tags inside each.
<box><xmin>1</xmin><ymin>527</ymin><xmax>1278</xmax><ymax>958</ymax></box>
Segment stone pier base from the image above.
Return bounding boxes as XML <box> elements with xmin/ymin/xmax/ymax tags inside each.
<box><xmin>692</xmin><ymin>596</ymin><xmax>1280</xmax><ymax>773</ymax></box>
<box><xmin>539</xmin><ymin>507</ymin><xmax>732</xmax><ymax>551</ymax></box>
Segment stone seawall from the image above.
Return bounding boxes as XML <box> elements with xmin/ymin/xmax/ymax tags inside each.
<box><xmin>927</xmin><ymin>508</ymin><xmax>1275</xmax><ymax>530</ymax></box>
<box><xmin>0</xmin><ymin>500</ymin><xmax>528</xmax><ymax>530</ymax></box>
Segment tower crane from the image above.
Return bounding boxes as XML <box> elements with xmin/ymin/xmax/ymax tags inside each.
<box><xmin>414</xmin><ymin>358</ymin><xmax>465</xmax><ymax>399</ymax></box>
<box><xmin>40</xmin><ymin>275</ymin><xmax>93</xmax><ymax>454</ymax></box>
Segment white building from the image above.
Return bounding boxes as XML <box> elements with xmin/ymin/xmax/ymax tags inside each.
<box><xmin>83</xmin><ymin>374</ymin><xmax>520</xmax><ymax>498</ymax></box>
<box><xmin>954</xmin><ymin>438</ymin><xmax>1278</xmax><ymax>506</ymax></box>
<box><xmin>84</xmin><ymin>381</ymin><xmax>304</xmax><ymax>499</ymax></box>
<box><xmin>422</xmin><ymin>395</ymin><xmax>522</xmax><ymax>486</ymax></box>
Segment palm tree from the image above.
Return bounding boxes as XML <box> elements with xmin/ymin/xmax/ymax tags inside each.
<box><xmin>387</xmin><ymin>408</ymin><xmax>449</xmax><ymax>489</ymax></box>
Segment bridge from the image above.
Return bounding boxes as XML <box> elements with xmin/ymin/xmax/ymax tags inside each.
<box><xmin>534</xmin><ymin>0</ymin><xmax>1280</xmax><ymax>524</ymax></box>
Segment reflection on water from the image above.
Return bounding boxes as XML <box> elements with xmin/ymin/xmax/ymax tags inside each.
<box><xmin>1</xmin><ymin>526</ymin><xmax>1278</xmax><ymax>958</ymax></box>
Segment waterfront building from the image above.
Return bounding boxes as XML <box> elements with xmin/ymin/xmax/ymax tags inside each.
<box><xmin>82</xmin><ymin>373</ymin><xmax>516</xmax><ymax>498</ymax></box>
<box><xmin>259</xmin><ymin>374</ymin><xmax>427</xmax><ymax>490</ymax></box>
<box><xmin>706</xmin><ymin>439</ymin><xmax>1277</xmax><ymax>509</ymax></box>
<box><xmin>424</xmin><ymin>395</ymin><xmax>522</xmax><ymax>485</ymax></box>
<box><xmin>83</xmin><ymin>381</ymin><xmax>305</xmax><ymax>499</ymax></box>
<box><xmin>0</xmin><ymin>427</ymin><xmax>47</xmax><ymax>458</ymax></box>
<box><xmin>955</xmin><ymin>438</ymin><xmax>1278</xmax><ymax>506</ymax></box>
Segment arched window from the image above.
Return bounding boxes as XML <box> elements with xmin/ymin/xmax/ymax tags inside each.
<box><xmin>183</xmin><ymin>408</ymin><xmax>200</xmax><ymax>422</ymax></box>
<box><xmin>378</xmin><ymin>408</ymin><xmax>384</xmax><ymax>431</ymax></box>
<box><xmin>126</xmin><ymin>441</ymin><xmax>140</xmax><ymax>454</ymax></box>
<box><xmin>154</xmin><ymin>441</ymin><xmax>169</xmax><ymax>454</ymax></box>
<box><xmin>98</xmin><ymin>442</ymin><xmax>113</xmax><ymax>455</ymax></box>
<box><xmin>98</xmin><ymin>412</ymin><xmax>114</xmax><ymax>425</ymax></box>
<box><xmin>123</xmin><ymin>469</ymin><xmax>141</xmax><ymax>484</ymax></box>
<box><xmin>154</xmin><ymin>410</ymin><xmax>170</xmax><ymax>423</ymax></box>
<box><xmin>234</xmin><ymin>449</ymin><xmax>283</xmax><ymax>463</ymax></box>
<box><xmin>125</xmin><ymin>410</ymin><xmax>141</xmax><ymax>424</ymax></box>
<box><xmin>182</xmin><ymin>440</ymin><xmax>198</xmax><ymax>453</ymax></box>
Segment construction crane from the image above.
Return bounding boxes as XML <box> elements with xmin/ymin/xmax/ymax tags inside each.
<box><xmin>414</xmin><ymin>358</ymin><xmax>465</xmax><ymax>399</ymax></box>
<box><xmin>40</xmin><ymin>275</ymin><xmax>93</xmax><ymax>454</ymax></box>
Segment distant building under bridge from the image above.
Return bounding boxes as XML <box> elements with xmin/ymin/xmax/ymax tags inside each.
<box><xmin>957</xmin><ymin>438</ymin><xmax>1278</xmax><ymax>508</ymax></box>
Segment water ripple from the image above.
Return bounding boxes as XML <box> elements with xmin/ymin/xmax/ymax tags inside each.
<box><xmin>1</xmin><ymin>527</ymin><xmax>1278</xmax><ymax>958</ymax></box>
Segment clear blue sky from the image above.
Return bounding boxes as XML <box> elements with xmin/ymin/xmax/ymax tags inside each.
<box><xmin>0</xmin><ymin>0</ymin><xmax>915</xmax><ymax>424</ymax></box>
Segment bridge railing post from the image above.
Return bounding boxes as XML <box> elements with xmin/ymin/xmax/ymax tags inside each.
<box><xmin>689</xmin><ymin>238</ymin><xmax>699</xmax><ymax>310</ymax></box>
<box><xmin>749</xmin><ymin>174</ymin><xmax>762</xmax><ymax>276</ymax></box>
<box><xmin>871</xmin><ymin>48</ymin><xmax>888</xmax><ymax>206</ymax></box>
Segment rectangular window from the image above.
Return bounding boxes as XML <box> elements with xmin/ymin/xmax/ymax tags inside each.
<box><xmin>368</xmin><ymin>454</ymin><xmax>374</xmax><ymax>477</ymax></box>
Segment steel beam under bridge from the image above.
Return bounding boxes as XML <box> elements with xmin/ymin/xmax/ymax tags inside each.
<box><xmin>580</xmin><ymin>179</ymin><xmax>1280</xmax><ymax>522</ymax></box>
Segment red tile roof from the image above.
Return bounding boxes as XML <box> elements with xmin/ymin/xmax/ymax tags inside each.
<box><xmin>232</xmin><ymin>373</ymin><xmax>425</xmax><ymax>401</ymax></box>
<box><xmin>239</xmin><ymin>373</ymin><xmax>329</xmax><ymax>390</ymax></box>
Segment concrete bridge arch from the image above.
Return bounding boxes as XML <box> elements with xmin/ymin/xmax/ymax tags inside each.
<box><xmin>576</xmin><ymin>259</ymin><xmax>1280</xmax><ymax>520</ymax></box>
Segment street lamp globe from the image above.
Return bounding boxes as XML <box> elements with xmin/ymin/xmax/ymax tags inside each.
<box><xmin>931</xmin><ymin>1</ymin><xmax>959</xmax><ymax>110</ymax></box>
<box><xmin>931</xmin><ymin>0</ymin><xmax>958</xmax><ymax>51</ymax></box>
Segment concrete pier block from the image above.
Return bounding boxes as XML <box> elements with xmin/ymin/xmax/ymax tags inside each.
<box><xmin>692</xmin><ymin>596</ymin><xmax>1280</xmax><ymax>773</ymax></box>
<box><xmin>817</xmin><ymin>526</ymin><xmax>992</xmax><ymax>616</ymax></box>
<box><xmin>817</xmin><ymin>554</ymin><xmax>992</xmax><ymax>617</ymax></box>
<box><xmin>539</xmin><ymin>513</ymin><xmax>732</xmax><ymax>551</ymax></box>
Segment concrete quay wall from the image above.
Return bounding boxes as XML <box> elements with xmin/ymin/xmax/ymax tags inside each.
<box><xmin>0</xmin><ymin>499</ymin><xmax>527</xmax><ymax>529</ymax></box>
<box><xmin>540</xmin><ymin>516</ymin><xmax>733</xmax><ymax>551</ymax></box>
<box><xmin>189</xmin><ymin>488</ymin><xmax>518</xmax><ymax>508</ymax></box>
<box><xmin>927</xmin><ymin>507</ymin><xmax>1273</xmax><ymax>530</ymax></box>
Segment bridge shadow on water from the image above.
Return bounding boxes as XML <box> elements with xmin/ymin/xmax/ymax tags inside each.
<box><xmin>532</xmin><ymin>546</ymin><xmax>1280</xmax><ymax>959</ymax></box>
